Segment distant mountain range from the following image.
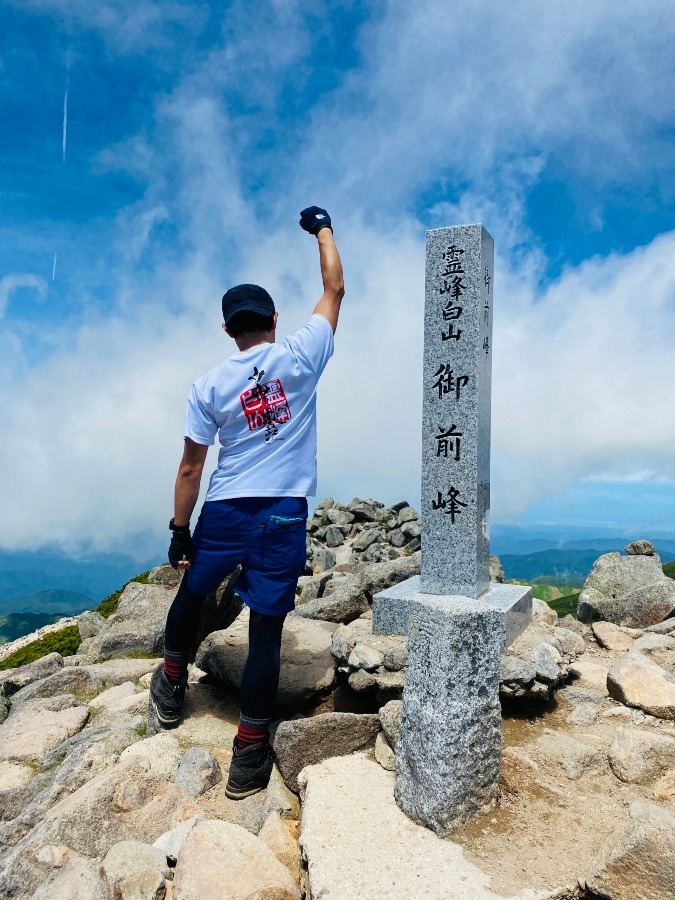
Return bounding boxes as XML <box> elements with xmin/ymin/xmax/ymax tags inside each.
<box><xmin>501</xmin><ymin>546</ymin><xmax>675</xmax><ymax>588</ymax></box>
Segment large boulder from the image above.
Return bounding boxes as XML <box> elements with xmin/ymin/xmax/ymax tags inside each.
<box><xmin>585</xmin><ymin>800</ymin><xmax>675</xmax><ymax>900</ymax></box>
<box><xmin>292</xmin><ymin>575</ymin><xmax>369</xmax><ymax>624</ymax></box>
<box><xmin>608</xmin><ymin>727</ymin><xmax>675</xmax><ymax>784</ymax></box>
<box><xmin>298</xmin><ymin>754</ymin><xmax>504</xmax><ymax>900</ymax></box>
<box><xmin>196</xmin><ymin>609</ymin><xmax>336</xmax><ymax>709</ymax></box>
<box><xmin>172</xmin><ymin>818</ymin><xmax>300</xmax><ymax>900</ymax></box>
<box><xmin>0</xmin><ymin>653</ymin><xmax>64</xmax><ymax>696</ymax></box>
<box><xmin>84</xmin><ymin>582</ymin><xmax>177</xmax><ymax>661</ymax></box>
<box><xmin>0</xmin><ymin>700</ymin><xmax>89</xmax><ymax>764</ymax></box>
<box><xmin>273</xmin><ymin>712</ymin><xmax>380</xmax><ymax>792</ymax></box>
<box><xmin>577</xmin><ymin>551</ymin><xmax>675</xmax><ymax>628</ymax></box>
<box><xmin>607</xmin><ymin>651</ymin><xmax>675</xmax><ymax>720</ymax></box>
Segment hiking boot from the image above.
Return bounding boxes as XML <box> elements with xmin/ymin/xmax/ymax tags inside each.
<box><xmin>225</xmin><ymin>737</ymin><xmax>275</xmax><ymax>800</ymax></box>
<box><xmin>148</xmin><ymin>665</ymin><xmax>188</xmax><ymax>729</ymax></box>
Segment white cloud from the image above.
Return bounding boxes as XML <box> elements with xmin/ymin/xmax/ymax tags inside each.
<box><xmin>0</xmin><ymin>274</ymin><xmax>47</xmax><ymax>318</ymax></box>
<box><xmin>2</xmin><ymin>0</ymin><xmax>675</xmax><ymax>552</ymax></box>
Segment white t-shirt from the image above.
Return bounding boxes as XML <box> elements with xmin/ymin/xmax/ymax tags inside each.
<box><xmin>184</xmin><ymin>313</ymin><xmax>334</xmax><ymax>500</ymax></box>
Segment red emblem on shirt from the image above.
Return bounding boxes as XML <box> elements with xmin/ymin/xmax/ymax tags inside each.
<box><xmin>241</xmin><ymin>368</ymin><xmax>291</xmax><ymax>442</ymax></box>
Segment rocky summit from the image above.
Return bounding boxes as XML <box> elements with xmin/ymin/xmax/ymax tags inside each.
<box><xmin>0</xmin><ymin>501</ymin><xmax>674</xmax><ymax>899</ymax></box>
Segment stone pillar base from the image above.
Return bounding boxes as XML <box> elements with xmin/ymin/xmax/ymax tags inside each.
<box><xmin>372</xmin><ymin>576</ymin><xmax>532</xmax><ymax>648</ymax></box>
<box><xmin>395</xmin><ymin>594</ymin><xmax>511</xmax><ymax>836</ymax></box>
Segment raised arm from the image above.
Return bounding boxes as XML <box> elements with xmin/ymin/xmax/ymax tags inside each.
<box><xmin>299</xmin><ymin>206</ymin><xmax>345</xmax><ymax>333</ymax></box>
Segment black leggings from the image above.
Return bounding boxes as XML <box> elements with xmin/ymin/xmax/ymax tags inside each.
<box><xmin>164</xmin><ymin>577</ymin><xmax>285</xmax><ymax>720</ymax></box>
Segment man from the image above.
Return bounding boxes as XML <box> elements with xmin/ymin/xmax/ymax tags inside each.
<box><xmin>149</xmin><ymin>206</ymin><xmax>343</xmax><ymax>800</ymax></box>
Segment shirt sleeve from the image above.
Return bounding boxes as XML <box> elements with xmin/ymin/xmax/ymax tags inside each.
<box><xmin>184</xmin><ymin>383</ymin><xmax>218</xmax><ymax>446</ymax></box>
<box><xmin>284</xmin><ymin>314</ymin><xmax>335</xmax><ymax>379</ymax></box>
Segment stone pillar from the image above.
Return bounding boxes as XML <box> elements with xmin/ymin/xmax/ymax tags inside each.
<box><xmin>422</xmin><ymin>224</ymin><xmax>493</xmax><ymax>597</ymax></box>
<box><xmin>395</xmin><ymin>596</ymin><xmax>504</xmax><ymax>836</ymax></box>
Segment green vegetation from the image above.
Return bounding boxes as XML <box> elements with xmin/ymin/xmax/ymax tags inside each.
<box><xmin>94</xmin><ymin>571</ymin><xmax>151</xmax><ymax>619</ymax></box>
<box><xmin>507</xmin><ymin>579</ymin><xmax>580</xmax><ymax>619</ymax></box>
<box><xmin>0</xmin><ymin>612</ymin><xmax>64</xmax><ymax>645</ymax></box>
<box><xmin>0</xmin><ymin>625</ymin><xmax>81</xmax><ymax>671</ymax></box>
<box><xmin>663</xmin><ymin>561</ymin><xmax>675</xmax><ymax>580</ymax></box>
<box><xmin>547</xmin><ymin>592</ymin><xmax>581</xmax><ymax>618</ymax></box>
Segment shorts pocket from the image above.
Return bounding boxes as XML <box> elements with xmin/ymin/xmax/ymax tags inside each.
<box><xmin>268</xmin><ymin>515</ymin><xmax>306</xmax><ymax>530</ymax></box>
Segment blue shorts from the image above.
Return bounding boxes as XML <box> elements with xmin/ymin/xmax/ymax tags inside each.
<box><xmin>186</xmin><ymin>496</ymin><xmax>308</xmax><ymax>616</ymax></box>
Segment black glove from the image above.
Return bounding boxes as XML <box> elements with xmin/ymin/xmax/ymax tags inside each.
<box><xmin>299</xmin><ymin>206</ymin><xmax>332</xmax><ymax>235</ymax></box>
<box><xmin>168</xmin><ymin>519</ymin><xmax>195</xmax><ymax>569</ymax></box>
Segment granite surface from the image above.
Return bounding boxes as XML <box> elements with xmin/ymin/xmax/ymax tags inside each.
<box><xmin>421</xmin><ymin>225</ymin><xmax>494</xmax><ymax>597</ymax></box>
<box><xmin>395</xmin><ymin>595</ymin><xmax>504</xmax><ymax>836</ymax></box>
<box><xmin>372</xmin><ymin>576</ymin><xmax>532</xmax><ymax>648</ymax></box>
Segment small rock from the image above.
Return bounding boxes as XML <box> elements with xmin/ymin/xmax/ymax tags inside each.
<box><xmin>531</xmin><ymin>642</ymin><xmax>563</xmax><ymax>684</ymax></box>
<box><xmin>535</xmin><ymin>732</ymin><xmax>605</xmax><ymax>780</ymax></box>
<box><xmin>348</xmin><ymin>668</ymin><xmax>378</xmax><ymax>693</ymax></box>
<box><xmin>632</xmin><ymin>632</ymin><xmax>675</xmax><ymax>653</ymax></box>
<box><xmin>326</xmin><ymin>508</ymin><xmax>354</xmax><ymax>528</ymax></box>
<box><xmin>374</xmin><ymin>731</ymin><xmax>396</xmax><ymax>771</ymax></box>
<box><xmin>348</xmin><ymin>643</ymin><xmax>384</xmax><ymax>672</ymax></box>
<box><xmin>258</xmin><ymin>810</ymin><xmax>301</xmax><ymax>886</ymax></box>
<box><xmin>78</xmin><ymin>611</ymin><xmax>107</xmax><ymax>641</ymax></box>
<box><xmin>32</xmin><ymin>857</ymin><xmax>112</xmax><ymax>900</ymax></box>
<box><xmin>396</xmin><ymin>507</ymin><xmax>418</xmax><ymax>526</ymax></box>
<box><xmin>500</xmin><ymin>656</ymin><xmax>537</xmax><ymax>686</ymax></box>
<box><xmin>352</xmin><ymin>529</ymin><xmax>381</xmax><ymax>552</ymax></box>
<box><xmin>175</xmin><ymin>747</ymin><xmax>222</xmax><ymax>797</ymax></box>
<box><xmin>608</xmin><ymin>727</ymin><xmax>675</xmax><ymax>784</ymax></box>
<box><xmin>566</xmin><ymin>703</ymin><xmax>598</xmax><ymax>727</ymax></box>
<box><xmin>0</xmin><ymin>652</ymin><xmax>64</xmax><ymax>696</ymax></box>
<box><xmin>148</xmin><ymin>565</ymin><xmax>182</xmax><ymax>586</ymax></box>
<box><xmin>607</xmin><ymin>651</ymin><xmax>675</xmax><ymax>719</ymax></box>
<box><xmin>400</xmin><ymin>521</ymin><xmax>421</xmax><ymax>539</ymax></box>
<box><xmin>592</xmin><ymin>621</ymin><xmax>635</xmax><ymax>652</ymax></box>
<box><xmin>645</xmin><ymin>619</ymin><xmax>675</xmax><ymax>635</ymax></box>
<box><xmin>388</xmin><ymin>529</ymin><xmax>406</xmax><ymax>548</ymax></box>
<box><xmin>489</xmin><ymin>555</ymin><xmax>504</xmax><ymax>583</ymax></box>
<box><xmin>531</xmin><ymin>598</ymin><xmax>557</xmax><ymax>626</ymax></box>
<box><xmin>120</xmin><ymin>733</ymin><xmax>183</xmax><ymax>781</ymax></box>
<box><xmin>153</xmin><ymin>816</ymin><xmax>203</xmax><ymax>865</ymax></box>
<box><xmin>273</xmin><ymin>713</ymin><xmax>380</xmax><ymax>792</ymax></box>
<box><xmin>324</xmin><ymin>525</ymin><xmax>345</xmax><ymax>548</ymax></box>
<box><xmin>585</xmin><ymin>800</ymin><xmax>675</xmax><ymax>900</ymax></box>
<box><xmin>379</xmin><ymin>700</ymin><xmax>402</xmax><ymax>747</ymax></box>
<box><xmin>568</xmin><ymin>659</ymin><xmax>610</xmax><ymax>696</ymax></box>
<box><xmin>625</xmin><ymin>539</ymin><xmax>656</xmax><ymax>556</ymax></box>
<box><xmin>557</xmin><ymin>615</ymin><xmax>590</xmax><ymax>636</ymax></box>
<box><xmin>653</xmin><ymin>769</ymin><xmax>675</xmax><ymax>802</ymax></box>
<box><xmin>383</xmin><ymin>645</ymin><xmax>408</xmax><ymax>671</ymax></box>
<box><xmin>263</xmin><ymin>765</ymin><xmax>301</xmax><ymax>821</ymax></box>
<box><xmin>311</xmin><ymin>548</ymin><xmax>336</xmax><ymax>574</ymax></box>
<box><xmin>171</xmin><ymin>819</ymin><xmax>300</xmax><ymax>899</ymax></box>
<box><xmin>103</xmin><ymin>839</ymin><xmax>169</xmax><ymax>887</ymax></box>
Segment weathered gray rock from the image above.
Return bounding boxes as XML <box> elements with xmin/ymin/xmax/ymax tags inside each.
<box><xmin>102</xmin><ymin>839</ymin><xmax>170</xmax><ymax>894</ymax></box>
<box><xmin>535</xmin><ymin>732</ymin><xmax>605</xmax><ymax>780</ymax></box>
<box><xmin>347</xmin><ymin>643</ymin><xmax>383</xmax><ymax>672</ymax></box>
<box><xmin>326</xmin><ymin>507</ymin><xmax>354</xmax><ymax>528</ymax></box>
<box><xmin>152</xmin><ymin>816</ymin><xmax>202</xmax><ymax>864</ymax></box>
<box><xmin>87</xmin><ymin>582</ymin><xmax>177</xmax><ymax>661</ymax></box>
<box><xmin>172</xmin><ymin>819</ymin><xmax>300</xmax><ymax>900</ymax></box>
<box><xmin>352</xmin><ymin>529</ymin><xmax>381</xmax><ymax>552</ymax></box>
<box><xmin>653</xmin><ymin>769</ymin><xmax>675</xmax><ymax>802</ymax></box>
<box><xmin>292</xmin><ymin>576</ymin><xmax>368</xmax><ymax>624</ymax></box>
<box><xmin>585</xmin><ymin>801</ymin><xmax>675</xmax><ymax>900</ymax></box>
<box><xmin>9</xmin><ymin>667</ymin><xmax>96</xmax><ymax>705</ymax></box>
<box><xmin>388</xmin><ymin>529</ymin><xmax>406</xmax><ymax>548</ymax></box>
<box><xmin>348</xmin><ymin>668</ymin><xmax>377</xmax><ymax>692</ymax></box>
<box><xmin>566</xmin><ymin>702</ymin><xmax>598</xmax><ymax>726</ymax></box>
<box><xmin>324</xmin><ymin>525</ymin><xmax>345</xmax><ymax>547</ymax></box>
<box><xmin>374</xmin><ymin>731</ymin><xmax>396</xmax><ymax>771</ymax></box>
<box><xmin>175</xmin><ymin>747</ymin><xmax>222</xmax><ymax>797</ymax></box>
<box><xmin>263</xmin><ymin>765</ymin><xmax>301</xmax><ymax>821</ymax></box>
<box><xmin>0</xmin><ymin>700</ymin><xmax>89</xmax><ymax>763</ymax></box>
<box><xmin>646</xmin><ymin>618</ymin><xmax>675</xmax><ymax>635</ymax></box>
<box><xmin>578</xmin><ymin>552</ymin><xmax>675</xmax><ymax>628</ymax></box>
<box><xmin>531</xmin><ymin>597</ymin><xmax>558</xmax><ymax>626</ymax></box>
<box><xmin>32</xmin><ymin>857</ymin><xmax>113</xmax><ymax>900</ymax></box>
<box><xmin>78</xmin><ymin>611</ymin><xmax>107</xmax><ymax>641</ymax></box>
<box><xmin>489</xmin><ymin>555</ymin><xmax>504</xmax><ymax>583</ymax></box>
<box><xmin>330</xmin><ymin>615</ymin><xmax>406</xmax><ymax>667</ymax></box>
<box><xmin>349</xmin><ymin>499</ymin><xmax>382</xmax><ymax>522</ymax></box>
<box><xmin>607</xmin><ymin>651</ymin><xmax>675</xmax><ymax>719</ymax></box>
<box><xmin>379</xmin><ymin>700</ymin><xmax>402</xmax><ymax>747</ymax></box>
<box><xmin>359</xmin><ymin>552</ymin><xmax>421</xmax><ymax>596</ymax></box>
<box><xmin>0</xmin><ymin>652</ymin><xmax>64</xmax><ymax>696</ymax></box>
<box><xmin>298</xmin><ymin>754</ymin><xmax>503</xmax><ymax>900</ymax></box>
<box><xmin>383</xmin><ymin>644</ymin><xmax>408</xmax><ymax>671</ymax></box>
<box><xmin>592</xmin><ymin>620</ymin><xmax>636</xmax><ymax>651</ymax></box>
<box><xmin>84</xmin><ymin>658</ymin><xmax>162</xmax><ymax>687</ymax></box>
<box><xmin>558</xmin><ymin>614</ymin><xmax>591</xmax><ymax>636</ymax></box>
<box><xmin>197</xmin><ymin>608</ymin><xmax>336</xmax><ymax>709</ymax></box>
<box><xmin>608</xmin><ymin>727</ymin><xmax>675</xmax><ymax>784</ymax></box>
<box><xmin>257</xmin><ymin>810</ymin><xmax>301</xmax><ymax>886</ymax></box>
<box><xmin>273</xmin><ymin>712</ymin><xmax>380</xmax><ymax>792</ymax></box>
<box><xmin>148</xmin><ymin>564</ymin><xmax>181</xmax><ymax>586</ymax></box>
<box><xmin>568</xmin><ymin>658</ymin><xmax>610</xmax><ymax>695</ymax></box>
<box><xmin>500</xmin><ymin>655</ymin><xmax>537</xmax><ymax>688</ymax></box>
<box><xmin>310</xmin><ymin>547</ymin><xmax>336</xmax><ymax>574</ymax></box>
<box><xmin>632</xmin><ymin>632</ymin><xmax>675</xmax><ymax>653</ymax></box>
<box><xmin>625</xmin><ymin>539</ymin><xmax>656</xmax><ymax>556</ymax></box>
<box><xmin>0</xmin><ymin>757</ymin><xmax>188</xmax><ymax>898</ymax></box>
<box><xmin>120</xmin><ymin>733</ymin><xmax>182</xmax><ymax>781</ymax></box>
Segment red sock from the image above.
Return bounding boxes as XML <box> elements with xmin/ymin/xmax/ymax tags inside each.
<box><xmin>236</xmin><ymin>720</ymin><xmax>269</xmax><ymax>750</ymax></box>
<box><xmin>163</xmin><ymin>654</ymin><xmax>188</xmax><ymax>685</ymax></box>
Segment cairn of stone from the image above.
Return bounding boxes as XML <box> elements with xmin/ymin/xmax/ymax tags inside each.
<box><xmin>373</xmin><ymin>224</ymin><xmax>532</xmax><ymax>836</ymax></box>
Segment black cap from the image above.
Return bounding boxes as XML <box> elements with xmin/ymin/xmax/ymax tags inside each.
<box><xmin>221</xmin><ymin>284</ymin><xmax>275</xmax><ymax>324</ymax></box>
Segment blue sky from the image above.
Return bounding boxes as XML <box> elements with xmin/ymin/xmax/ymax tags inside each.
<box><xmin>2</xmin><ymin>0</ymin><xmax>675</xmax><ymax>558</ymax></box>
